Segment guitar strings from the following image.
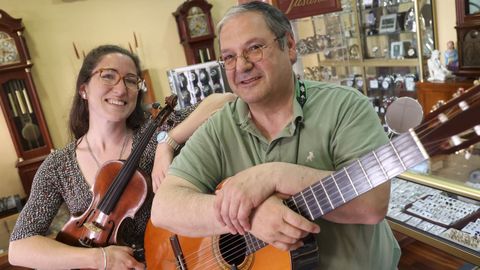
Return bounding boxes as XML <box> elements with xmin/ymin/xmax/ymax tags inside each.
<box><xmin>178</xmin><ymin>137</ymin><xmax>424</xmax><ymax>269</ymax></box>
<box><xmin>176</xmin><ymin>131</ymin><xmax>428</xmax><ymax>268</ymax></box>
<box><xmin>177</xmin><ymin>90</ymin><xmax>480</xmax><ymax>269</ymax></box>
<box><xmin>179</xmin><ymin>125</ymin><xmax>465</xmax><ymax>269</ymax></box>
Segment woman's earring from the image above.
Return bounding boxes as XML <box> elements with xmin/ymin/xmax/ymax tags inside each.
<box><xmin>82</xmin><ymin>92</ymin><xmax>87</xmax><ymax>99</ymax></box>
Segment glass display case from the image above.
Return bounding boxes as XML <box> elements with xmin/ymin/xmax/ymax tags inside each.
<box><xmin>166</xmin><ymin>61</ymin><xmax>231</xmax><ymax>109</ymax></box>
<box><xmin>291</xmin><ymin>0</ymin><xmax>437</xmax><ymax>119</ymax></box>
<box><xmin>390</xmin><ymin>143</ymin><xmax>480</xmax><ymax>265</ymax></box>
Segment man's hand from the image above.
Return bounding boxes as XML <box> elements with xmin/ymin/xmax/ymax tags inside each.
<box><xmin>213</xmin><ymin>166</ymin><xmax>277</xmax><ymax>235</ymax></box>
<box><xmin>213</xmin><ymin>162</ymin><xmax>330</xmax><ymax>235</ymax></box>
<box><xmin>248</xmin><ymin>195</ymin><xmax>320</xmax><ymax>251</ymax></box>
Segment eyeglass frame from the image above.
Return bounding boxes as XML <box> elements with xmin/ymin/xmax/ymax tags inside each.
<box><xmin>89</xmin><ymin>68</ymin><xmax>145</xmax><ymax>92</ymax></box>
<box><xmin>218</xmin><ymin>35</ymin><xmax>285</xmax><ymax>70</ymax></box>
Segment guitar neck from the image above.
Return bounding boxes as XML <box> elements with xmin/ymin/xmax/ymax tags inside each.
<box><xmin>244</xmin><ymin>131</ymin><xmax>428</xmax><ymax>254</ymax></box>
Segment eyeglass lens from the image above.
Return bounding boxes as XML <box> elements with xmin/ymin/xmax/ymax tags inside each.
<box><xmin>98</xmin><ymin>69</ymin><xmax>141</xmax><ymax>91</ymax></box>
<box><xmin>221</xmin><ymin>37</ymin><xmax>282</xmax><ymax>70</ymax></box>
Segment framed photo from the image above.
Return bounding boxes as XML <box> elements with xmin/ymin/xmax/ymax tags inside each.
<box><xmin>390</xmin><ymin>41</ymin><xmax>404</xmax><ymax>59</ymax></box>
<box><xmin>379</xmin><ymin>14</ymin><xmax>397</xmax><ymax>34</ymax></box>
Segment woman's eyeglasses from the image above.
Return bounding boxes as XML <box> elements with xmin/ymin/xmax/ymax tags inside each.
<box><xmin>90</xmin><ymin>68</ymin><xmax>144</xmax><ymax>91</ymax></box>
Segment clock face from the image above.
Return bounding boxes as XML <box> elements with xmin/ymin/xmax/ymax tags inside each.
<box><xmin>0</xmin><ymin>32</ymin><xmax>20</xmax><ymax>66</ymax></box>
<box><xmin>187</xmin><ymin>7</ymin><xmax>210</xmax><ymax>38</ymax></box>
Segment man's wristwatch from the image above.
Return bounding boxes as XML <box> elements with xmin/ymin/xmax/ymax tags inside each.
<box><xmin>156</xmin><ymin>131</ymin><xmax>180</xmax><ymax>151</ymax></box>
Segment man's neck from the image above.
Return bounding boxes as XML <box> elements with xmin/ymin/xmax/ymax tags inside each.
<box><xmin>248</xmin><ymin>92</ymin><xmax>294</xmax><ymax>142</ymax></box>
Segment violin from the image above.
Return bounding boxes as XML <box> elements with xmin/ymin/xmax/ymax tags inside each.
<box><xmin>56</xmin><ymin>96</ymin><xmax>177</xmax><ymax>259</ymax></box>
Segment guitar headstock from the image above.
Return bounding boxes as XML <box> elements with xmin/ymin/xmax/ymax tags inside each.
<box><xmin>415</xmin><ymin>84</ymin><xmax>480</xmax><ymax>157</ymax></box>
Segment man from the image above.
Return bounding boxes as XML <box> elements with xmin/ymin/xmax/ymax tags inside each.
<box><xmin>152</xmin><ymin>2</ymin><xmax>400</xmax><ymax>269</ymax></box>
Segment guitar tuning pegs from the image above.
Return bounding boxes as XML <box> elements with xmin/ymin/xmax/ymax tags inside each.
<box><xmin>431</xmin><ymin>100</ymin><xmax>446</xmax><ymax>112</ymax></box>
<box><xmin>453</xmin><ymin>87</ymin><xmax>465</xmax><ymax>98</ymax></box>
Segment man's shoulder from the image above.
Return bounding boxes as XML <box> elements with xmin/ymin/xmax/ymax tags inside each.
<box><xmin>303</xmin><ymin>80</ymin><xmax>367</xmax><ymax>101</ymax></box>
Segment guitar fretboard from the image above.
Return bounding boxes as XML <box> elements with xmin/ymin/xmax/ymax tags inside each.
<box><xmin>243</xmin><ymin>131</ymin><xmax>428</xmax><ymax>254</ymax></box>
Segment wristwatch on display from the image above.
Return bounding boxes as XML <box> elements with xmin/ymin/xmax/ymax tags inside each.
<box><xmin>156</xmin><ymin>131</ymin><xmax>180</xmax><ymax>151</ymax></box>
<box><xmin>354</xmin><ymin>74</ymin><xmax>364</xmax><ymax>90</ymax></box>
<box><xmin>382</xmin><ymin>75</ymin><xmax>394</xmax><ymax>91</ymax></box>
<box><xmin>404</xmin><ymin>74</ymin><xmax>417</xmax><ymax>91</ymax></box>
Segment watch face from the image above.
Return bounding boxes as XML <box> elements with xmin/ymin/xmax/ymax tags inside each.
<box><xmin>382</xmin><ymin>80</ymin><xmax>390</xmax><ymax>90</ymax></box>
<box><xmin>405</xmin><ymin>77</ymin><xmax>415</xmax><ymax>91</ymax></box>
<box><xmin>0</xmin><ymin>32</ymin><xmax>20</xmax><ymax>66</ymax></box>
<box><xmin>187</xmin><ymin>7</ymin><xmax>210</xmax><ymax>38</ymax></box>
<box><xmin>346</xmin><ymin>79</ymin><xmax>354</xmax><ymax>87</ymax></box>
<box><xmin>157</xmin><ymin>131</ymin><xmax>167</xmax><ymax>143</ymax></box>
<box><xmin>355</xmin><ymin>77</ymin><xmax>364</xmax><ymax>88</ymax></box>
<box><xmin>407</xmin><ymin>48</ymin><xmax>416</xmax><ymax>57</ymax></box>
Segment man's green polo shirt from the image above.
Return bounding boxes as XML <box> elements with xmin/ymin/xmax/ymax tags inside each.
<box><xmin>169</xmin><ymin>78</ymin><xmax>401</xmax><ymax>269</ymax></box>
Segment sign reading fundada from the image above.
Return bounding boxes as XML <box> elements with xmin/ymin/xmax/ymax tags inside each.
<box><xmin>273</xmin><ymin>0</ymin><xmax>343</xmax><ymax>20</ymax></box>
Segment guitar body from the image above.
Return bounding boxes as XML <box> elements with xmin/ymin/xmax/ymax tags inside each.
<box><xmin>145</xmin><ymin>220</ymin><xmax>319</xmax><ymax>269</ymax></box>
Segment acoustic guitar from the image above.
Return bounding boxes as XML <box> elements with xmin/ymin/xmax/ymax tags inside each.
<box><xmin>145</xmin><ymin>85</ymin><xmax>480</xmax><ymax>269</ymax></box>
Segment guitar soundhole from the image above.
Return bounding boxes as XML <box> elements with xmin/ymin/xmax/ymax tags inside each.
<box><xmin>219</xmin><ymin>234</ymin><xmax>246</xmax><ymax>266</ymax></box>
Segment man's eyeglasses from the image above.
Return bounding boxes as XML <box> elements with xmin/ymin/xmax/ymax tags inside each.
<box><xmin>218</xmin><ymin>36</ymin><xmax>283</xmax><ymax>70</ymax></box>
<box><xmin>90</xmin><ymin>68</ymin><xmax>144</xmax><ymax>92</ymax></box>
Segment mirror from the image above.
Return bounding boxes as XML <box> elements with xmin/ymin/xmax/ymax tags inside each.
<box><xmin>384</xmin><ymin>97</ymin><xmax>423</xmax><ymax>134</ymax></box>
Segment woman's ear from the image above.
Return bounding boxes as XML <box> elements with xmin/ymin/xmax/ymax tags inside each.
<box><xmin>79</xmin><ymin>85</ymin><xmax>87</xmax><ymax>99</ymax></box>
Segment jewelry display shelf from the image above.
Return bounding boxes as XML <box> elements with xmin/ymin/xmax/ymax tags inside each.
<box><xmin>389</xmin><ymin>172</ymin><xmax>480</xmax><ymax>265</ymax></box>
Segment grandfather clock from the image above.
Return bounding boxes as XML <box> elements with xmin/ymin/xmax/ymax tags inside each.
<box><xmin>455</xmin><ymin>0</ymin><xmax>480</xmax><ymax>77</ymax></box>
<box><xmin>0</xmin><ymin>10</ymin><xmax>53</xmax><ymax>196</ymax></box>
<box><xmin>173</xmin><ymin>0</ymin><xmax>216</xmax><ymax>65</ymax></box>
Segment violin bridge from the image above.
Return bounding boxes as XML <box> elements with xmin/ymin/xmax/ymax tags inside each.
<box><xmin>83</xmin><ymin>222</ymin><xmax>103</xmax><ymax>233</ymax></box>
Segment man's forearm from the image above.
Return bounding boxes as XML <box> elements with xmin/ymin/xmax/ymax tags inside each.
<box><xmin>151</xmin><ymin>175</ymin><xmax>229</xmax><ymax>237</ymax></box>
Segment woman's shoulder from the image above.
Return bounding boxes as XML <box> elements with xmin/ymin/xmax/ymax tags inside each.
<box><xmin>41</xmin><ymin>141</ymin><xmax>77</xmax><ymax>168</ymax></box>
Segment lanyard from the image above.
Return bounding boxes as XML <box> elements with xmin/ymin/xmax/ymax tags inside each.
<box><xmin>296</xmin><ymin>75</ymin><xmax>307</xmax><ymax>108</ymax></box>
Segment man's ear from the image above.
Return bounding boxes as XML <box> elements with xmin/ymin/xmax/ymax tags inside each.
<box><xmin>286</xmin><ymin>32</ymin><xmax>297</xmax><ymax>64</ymax></box>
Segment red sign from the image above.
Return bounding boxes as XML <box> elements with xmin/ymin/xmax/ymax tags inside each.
<box><xmin>273</xmin><ymin>0</ymin><xmax>342</xmax><ymax>20</ymax></box>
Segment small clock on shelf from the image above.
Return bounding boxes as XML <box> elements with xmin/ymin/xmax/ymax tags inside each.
<box><xmin>173</xmin><ymin>0</ymin><xmax>216</xmax><ymax>65</ymax></box>
<box><xmin>0</xmin><ymin>10</ymin><xmax>53</xmax><ymax>196</ymax></box>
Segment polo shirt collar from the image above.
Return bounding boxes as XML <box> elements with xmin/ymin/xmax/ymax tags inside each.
<box><xmin>234</xmin><ymin>74</ymin><xmax>305</xmax><ymax>138</ymax></box>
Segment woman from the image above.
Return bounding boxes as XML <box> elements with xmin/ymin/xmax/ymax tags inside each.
<box><xmin>8</xmin><ymin>44</ymin><xmax>234</xmax><ymax>269</ymax></box>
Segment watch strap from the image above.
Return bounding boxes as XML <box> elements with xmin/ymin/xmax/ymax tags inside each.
<box><xmin>165</xmin><ymin>135</ymin><xmax>180</xmax><ymax>151</ymax></box>
<box><xmin>157</xmin><ymin>132</ymin><xmax>180</xmax><ymax>151</ymax></box>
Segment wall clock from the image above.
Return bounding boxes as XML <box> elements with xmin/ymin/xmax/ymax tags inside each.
<box><xmin>173</xmin><ymin>0</ymin><xmax>216</xmax><ymax>65</ymax></box>
<box><xmin>0</xmin><ymin>9</ymin><xmax>53</xmax><ymax>196</ymax></box>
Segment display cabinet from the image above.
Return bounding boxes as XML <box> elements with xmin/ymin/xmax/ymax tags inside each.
<box><xmin>166</xmin><ymin>61</ymin><xmax>231</xmax><ymax>109</ymax></box>
<box><xmin>390</xmin><ymin>143</ymin><xmax>480</xmax><ymax>265</ymax></box>
<box><xmin>291</xmin><ymin>0</ymin><xmax>436</xmax><ymax>119</ymax></box>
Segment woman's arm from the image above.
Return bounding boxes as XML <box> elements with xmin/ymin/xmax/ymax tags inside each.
<box><xmin>152</xmin><ymin>93</ymin><xmax>236</xmax><ymax>192</ymax></box>
<box><xmin>9</xmin><ymin>236</ymin><xmax>144</xmax><ymax>270</ymax></box>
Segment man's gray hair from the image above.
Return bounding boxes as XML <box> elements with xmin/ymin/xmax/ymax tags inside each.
<box><xmin>217</xmin><ymin>1</ymin><xmax>293</xmax><ymax>50</ymax></box>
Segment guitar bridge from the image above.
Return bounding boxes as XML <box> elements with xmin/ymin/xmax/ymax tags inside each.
<box><xmin>170</xmin><ymin>234</ymin><xmax>187</xmax><ymax>270</ymax></box>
